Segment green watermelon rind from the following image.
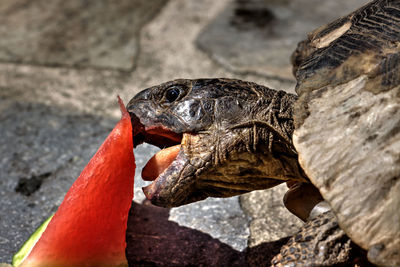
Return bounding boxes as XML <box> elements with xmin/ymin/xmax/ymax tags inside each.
<box><xmin>12</xmin><ymin>214</ymin><xmax>54</xmax><ymax>267</ymax></box>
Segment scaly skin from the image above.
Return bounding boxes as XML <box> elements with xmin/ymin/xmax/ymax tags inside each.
<box><xmin>127</xmin><ymin>78</ymin><xmax>307</xmax><ymax>207</ymax></box>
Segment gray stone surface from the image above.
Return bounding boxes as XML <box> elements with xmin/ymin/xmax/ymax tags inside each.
<box><xmin>169</xmin><ymin>196</ymin><xmax>250</xmax><ymax>252</ymax></box>
<box><xmin>132</xmin><ymin>144</ymin><xmax>159</xmax><ymax>203</ymax></box>
<box><xmin>241</xmin><ymin>184</ymin><xmax>303</xmax><ymax>247</ymax></box>
<box><xmin>127</xmin><ymin>0</ymin><xmax>295</xmax><ymax>94</ymax></box>
<box><xmin>197</xmin><ymin>0</ymin><xmax>369</xmax><ymax>80</ymax></box>
<box><xmin>0</xmin><ymin>0</ymin><xmax>167</xmax><ymax>70</ymax></box>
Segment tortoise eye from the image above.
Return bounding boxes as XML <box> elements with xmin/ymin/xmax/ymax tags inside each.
<box><xmin>166</xmin><ymin>87</ymin><xmax>180</xmax><ymax>102</ymax></box>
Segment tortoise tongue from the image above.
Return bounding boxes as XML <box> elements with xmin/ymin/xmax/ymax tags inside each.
<box><xmin>142</xmin><ymin>145</ymin><xmax>181</xmax><ymax>181</ymax></box>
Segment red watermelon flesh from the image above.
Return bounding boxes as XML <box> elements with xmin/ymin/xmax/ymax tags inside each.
<box><xmin>20</xmin><ymin>97</ymin><xmax>135</xmax><ymax>267</ymax></box>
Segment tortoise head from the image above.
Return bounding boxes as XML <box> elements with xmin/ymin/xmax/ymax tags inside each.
<box><xmin>127</xmin><ymin>78</ymin><xmax>305</xmax><ymax>207</ymax></box>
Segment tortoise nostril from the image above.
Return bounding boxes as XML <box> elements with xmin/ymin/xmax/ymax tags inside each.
<box><xmin>128</xmin><ymin>89</ymin><xmax>151</xmax><ymax>106</ymax></box>
<box><xmin>126</xmin><ymin>90</ymin><xmax>151</xmax><ymax>119</ymax></box>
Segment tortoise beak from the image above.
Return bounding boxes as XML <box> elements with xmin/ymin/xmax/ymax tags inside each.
<box><xmin>127</xmin><ymin>92</ymin><xmax>182</xmax><ymax>149</ymax></box>
<box><xmin>141</xmin><ymin>140</ymin><xmax>208</xmax><ymax>207</ymax></box>
<box><xmin>142</xmin><ymin>147</ymin><xmax>191</xmax><ymax>207</ymax></box>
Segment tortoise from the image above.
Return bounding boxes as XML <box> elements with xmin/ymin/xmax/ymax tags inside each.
<box><xmin>127</xmin><ymin>0</ymin><xmax>400</xmax><ymax>266</ymax></box>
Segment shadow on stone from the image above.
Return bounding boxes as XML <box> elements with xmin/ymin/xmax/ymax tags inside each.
<box><xmin>244</xmin><ymin>237</ymin><xmax>290</xmax><ymax>266</ymax></box>
<box><xmin>127</xmin><ymin>200</ymin><xmax>291</xmax><ymax>266</ymax></box>
<box><xmin>126</xmin><ymin>200</ymin><xmax>245</xmax><ymax>266</ymax></box>
<box><xmin>231</xmin><ymin>4</ymin><xmax>275</xmax><ymax>29</ymax></box>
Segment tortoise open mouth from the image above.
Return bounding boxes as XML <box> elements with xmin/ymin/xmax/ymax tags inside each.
<box><xmin>131</xmin><ymin>113</ymin><xmax>190</xmax><ymax>206</ymax></box>
<box><xmin>140</xmin><ymin>134</ymin><xmax>184</xmax><ymax>202</ymax></box>
<box><xmin>131</xmin><ymin>112</ymin><xmax>182</xmax><ymax>149</ymax></box>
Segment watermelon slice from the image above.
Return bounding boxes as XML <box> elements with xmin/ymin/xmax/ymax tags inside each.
<box><xmin>14</xmin><ymin>97</ymin><xmax>135</xmax><ymax>267</ymax></box>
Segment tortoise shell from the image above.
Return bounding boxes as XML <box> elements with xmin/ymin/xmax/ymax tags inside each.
<box><xmin>293</xmin><ymin>0</ymin><xmax>400</xmax><ymax>265</ymax></box>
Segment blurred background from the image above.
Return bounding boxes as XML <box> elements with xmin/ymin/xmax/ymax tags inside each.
<box><xmin>0</xmin><ymin>0</ymin><xmax>368</xmax><ymax>265</ymax></box>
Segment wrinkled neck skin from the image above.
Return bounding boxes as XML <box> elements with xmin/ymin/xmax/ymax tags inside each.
<box><xmin>127</xmin><ymin>78</ymin><xmax>308</xmax><ymax>207</ymax></box>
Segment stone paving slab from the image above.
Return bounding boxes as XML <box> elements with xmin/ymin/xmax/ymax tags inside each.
<box><xmin>197</xmin><ymin>0</ymin><xmax>369</xmax><ymax>80</ymax></box>
<box><xmin>0</xmin><ymin>0</ymin><xmax>167</xmax><ymax>70</ymax></box>
<box><xmin>127</xmin><ymin>0</ymin><xmax>295</xmax><ymax>94</ymax></box>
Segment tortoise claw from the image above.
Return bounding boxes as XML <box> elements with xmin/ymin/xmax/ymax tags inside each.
<box><xmin>283</xmin><ymin>182</ymin><xmax>324</xmax><ymax>221</ymax></box>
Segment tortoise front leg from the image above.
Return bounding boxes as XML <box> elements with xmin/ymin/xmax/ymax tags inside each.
<box><xmin>272</xmin><ymin>184</ymin><xmax>370</xmax><ymax>266</ymax></box>
<box><xmin>271</xmin><ymin>211</ymin><xmax>355</xmax><ymax>266</ymax></box>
